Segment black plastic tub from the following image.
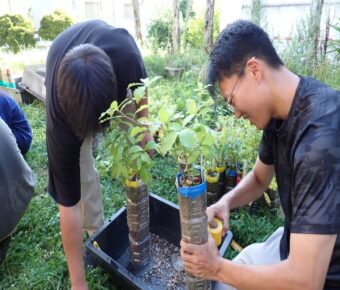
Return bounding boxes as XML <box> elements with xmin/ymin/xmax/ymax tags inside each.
<box><xmin>85</xmin><ymin>193</ymin><xmax>233</xmax><ymax>290</ymax></box>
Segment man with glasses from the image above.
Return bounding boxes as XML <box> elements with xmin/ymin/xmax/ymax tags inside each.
<box><xmin>181</xmin><ymin>20</ymin><xmax>340</xmax><ymax>289</ymax></box>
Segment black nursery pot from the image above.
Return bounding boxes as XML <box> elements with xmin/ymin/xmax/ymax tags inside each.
<box><xmin>85</xmin><ymin>193</ymin><xmax>233</xmax><ymax>290</ymax></box>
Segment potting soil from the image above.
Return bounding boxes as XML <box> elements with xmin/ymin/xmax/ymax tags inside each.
<box><xmin>118</xmin><ymin>233</ymin><xmax>186</xmax><ymax>289</ymax></box>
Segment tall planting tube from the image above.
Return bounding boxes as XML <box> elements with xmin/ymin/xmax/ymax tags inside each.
<box><xmin>225</xmin><ymin>165</ymin><xmax>237</xmax><ymax>193</ymax></box>
<box><xmin>216</xmin><ymin>166</ymin><xmax>226</xmax><ymax>200</ymax></box>
<box><xmin>125</xmin><ymin>179</ymin><xmax>150</xmax><ymax>270</ymax></box>
<box><xmin>206</xmin><ymin>171</ymin><xmax>219</xmax><ymax>206</ymax></box>
<box><xmin>177</xmin><ymin>173</ymin><xmax>212</xmax><ymax>290</ymax></box>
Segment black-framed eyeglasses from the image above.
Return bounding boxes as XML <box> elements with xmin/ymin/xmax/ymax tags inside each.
<box><xmin>226</xmin><ymin>62</ymin><xmax>247</xmax><ymax>106</ymax></box>
<box><xmin>207</xmin><ymin>57</ymin><xmax>256</xmax><ymax>105</ymax></box>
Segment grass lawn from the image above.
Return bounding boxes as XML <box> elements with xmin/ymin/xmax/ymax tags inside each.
<box><xmin>0</xmin><ymin>81</ymin><xmax>283</xmax><ymax>289</ymax></box>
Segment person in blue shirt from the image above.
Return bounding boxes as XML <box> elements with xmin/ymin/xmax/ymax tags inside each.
<box><xmin>0</xmin><ymin>90</ymin><xmax>32</xmax><ymax>154</ymax></box>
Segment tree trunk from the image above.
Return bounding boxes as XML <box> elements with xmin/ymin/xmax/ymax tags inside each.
<box><xmin>322</xmin><ymin>12</ymin><xmax>330</xmax><ymax>59</ymax></box>
<box><xmin>204</xmin><ymin>0</ymin><xmax>215</xmax><ymax>54</ymax></box>
<box><xmin>132</xmin><ymin>0</ymin><xmax>143</xmax><ymax>46</ymax></box>
<box><xmin>310</xmin><ymin>0</ymin><xmax>324</xmax><ymax>64</ymax></box>
<box><xmin>172</xmin><ymin>0</ymin><xmax>180</xmax><ymax>55</ymax></box>
<box><xmin>182</xmin><ymin>0</ymin><xmax>193</xmax><ymax>48</ymax></box>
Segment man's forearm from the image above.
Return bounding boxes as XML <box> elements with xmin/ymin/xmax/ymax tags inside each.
<box><xmin>216</xmin><ymin>258</ymin><xmax>314</xmax><ymax>290</ymax></box>
<box><xmin>214</xmin><ymin>233</ymin><xmax>335</xmax><ymax>290</ymax></box>
<box><xmin>59</xmin><ymin>202</ymin><xmax>87</xmax><ymax>288</ymax></box>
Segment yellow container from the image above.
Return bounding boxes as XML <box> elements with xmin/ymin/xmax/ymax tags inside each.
<box><xmin>125</xmin><ymin>178</ymin><xmax>139</xmax><ymax>188</ymax></box>
<box><xmin>208</xmin><ymin>218</ymin><xmax>223</xmax><ymax>246</ymax></box>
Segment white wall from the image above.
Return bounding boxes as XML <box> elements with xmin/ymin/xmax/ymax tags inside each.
<box><xmin>1</xmin><ymin>0</ymin><xmax>338</xmax><ymax>40</ymax></box>
<box><xmin>219</xmin><ymin>0</ymin><xmax>340</xmax><ymax>40</ymax></box>
<box><xmin>0</xmin><ymin>0</ymin><xmax>171</xmax><ymax>38</ymax></box>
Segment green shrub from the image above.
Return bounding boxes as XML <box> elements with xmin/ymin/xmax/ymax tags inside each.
<box><xmin>144</xmin><ymin>48</ymin><xmax>208</xmax><ymax>79</ymax></box>
<box><xmin>144</xmin><ymin>54</ymin><xmax>168</xmax><ymax>77</ymax></box>
<box><xmin>185</xmin><ymin>11</ymin><xmax>220</xmax><ymax>49</ymax></box>
<box><xmin>329</xmin><ymin>18</ymin><xmax>340</xmax><ymax>61</ymax></box>
<box><xmin>147</xmin><ymin>17</ymin><xmax>172</xmax><ymax>51</ymax></box>
<box><xmin>0</xmin><ymin>14</ymin><xmax>36</xmax><ymax>54</ymax></box>
<box><xmin>38</xmin><ymin>10</ymin><xmax>73</xmax><ymax>41</ymax></box>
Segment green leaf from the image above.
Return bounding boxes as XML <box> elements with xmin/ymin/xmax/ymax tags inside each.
<box><xmin>187</xmin><ymin>150</ymin><xmax>200</xmax><ymax>164</ymax></box>
<box><xmin>168</xmin><ymin>122</ymin><xmax>182</xmax><ymax>132</ymax></box>
<box><xmin>128</xmin><ymin>145</ymin><xmax>143</xmax><ymax>154</ymax></box>
<box><xmin>182</xmin><ymin>114</ymin><xmax>195</xmax><ymax>127</ymax></box>
<box><xmin>201</xmin><ymin>145</ymin><xmax>214</xmax><ymax>159</ymax></box>
<box><xmin>144</xmin><ymin>140</ymin><xmax>158</xmax><ymax>151</ymax></box>
<box><xmin>133</xmin><ymin>86</ymin><xmax>146</xmax><ymax>104</ymax></box>
<box><xmin>172</xmin><ymin>112</ymin><xmax>184</xmax><ymax>121</ymax></box>
<box><xmin>186</xmin><ymin>99</ymin><xmax>197</xmax><ymax>114</ymax></box>
<box><xmin>135</xmin><ymin>134</ymin><xmax>145</xmax><ymax>142</ymax></box>
<box><xmin>110</xmin><ymin>145</ymin><xmax>118</xmax><ymax>156</ymax></box>
<box><xmin>139</xmin><ymin>166</ymin><xmax>151</xmax><ymax>184</ymax></box>
<box><xmin>141</xmin><ymin>152</ymin><xmax>151</xmax><ymax>164</ymax></box>
<box><xmin>111</xmin><ymin>165</ymin><xmax>121</xmax><ymax>178</ymax></box>
<box><xmin>110</xmin><ymin>101</ymin><xmax>118</xmax><ymax>111</ymax></box>
<box><xmin>121</xmin><ymin>166</ymin><xmax>129</xmax><ymax>179</ymax></box>
<box><xmin>142</xmin><ymin>76</ymin><xmax>162</xmax><ymax>87</ymax></box>
<box><xmin>137</xmin><ymin>158</ymin><xmax>142</xmax><ymax>170</ymax></box>
<box><xmin>130</xmin><ymin>126</ymin><xmax>147</xmax><ymax>138</ymax></box>
<box><xmin>130</xmin><ymin>153</ymin><xmax>140</xmax><ymax>161</ymax></box>
<box><xmin>136</xmin><ymin>117</ymin><xmax>148</xmax><ymax>124</ymax></box>
<box><xmin>119</xmin><ymin>120</ymin><xmax>133</xmax><ymax>129</ymax></box>
<box><xmin>202</xmin><ymin>128</ymin><xmax>215</xmax><ymax>146</ymax></box>
<box><xmin>179</xmin><ymin>129</ymin><xmax>197</xmax><ymax>149</ymax></box>
<box><xmin>128</xmin><ymin>82</ymin><xmax>143</xmax><ymax>89</ymax></box>
<box><xmin>159</xmin><ymin>131</ymin><xmax>178</xmax><ymax>155</ymax></box>
<box><xmin>158</xmin><ymin>108</ymin><xmax>170</xmax><ymax>123</ymax></box>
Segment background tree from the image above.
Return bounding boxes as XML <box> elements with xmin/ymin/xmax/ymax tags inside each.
<box><xmin>147</xmin><ymin>17</ymin><xmax>172</xmax><ymax>51</ymax></box>
<box><xmin>132</xmin><ymin>0</ymin><xmax>143</xmax><ymax>46</ymax></box>
<box><xmin>180</xmin><ymin>0</ymin><xmax>194</xmax><ymax>48</ymax></box>
<box><xmin>249</xmin><ymin>0</ymin><xmax>267</xmax><ymax>29</ymax></box>
<box><xmin>172</xmin><ymin>0</ymin><xmax>180</xmax><ymax>54</ymax></box>
<box><xmin>310</xmin><ymin>0</ymin><xmax>324</xmax><ymax>63</ymax></box>
<box><xmin>204</xmin><ymin>0</ymin><xmax>215</xmax><ymax>53</ymax></box>
<box><xmin>38</xmin><ymin>10</ymin><xmax>73</xmax><ymax>41</ymax></box>
<box><xmin>0</xmin><ymin>14</ymin><xmax>36</xmax><ymax>54</ymax></box>
<box><xmin>185</xmin><ymin>10</ymin><xmax>219</xmax><ymax>49</ymax></box>
<box><xmin>329</xmin><ymin>18</ymin><xmax>340</xmax><ymax>61</ymax></box>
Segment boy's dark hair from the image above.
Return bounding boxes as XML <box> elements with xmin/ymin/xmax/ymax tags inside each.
<box><xmin>57</xmin><ymin>43</ymin><xmax>117</xmax><ymax>139</ymax></box>
<box><xmin>207</xmin><ymin>20</ymin><xmax>283</xmax><ymax>96</ymax></box>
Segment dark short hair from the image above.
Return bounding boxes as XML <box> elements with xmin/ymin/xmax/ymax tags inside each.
<box><xmin>207</xmin><ymin>20</ymin><xmax>283</xmax><ymax>95</ymax></box>
<box><xmin>57</xmin><ymin>43</ymin><xmax>117</xmax><ymax>139</ymax></box>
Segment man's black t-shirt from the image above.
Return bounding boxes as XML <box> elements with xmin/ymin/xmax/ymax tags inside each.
<box><xmin>45</xmin><ymin>20</ymin><xmax>147</xmax><ymax>207</ymax></box>
<box><xmin>259</xmin><ymin>77</ymin><xmax>340</xmax><ymax>289</ymax></box>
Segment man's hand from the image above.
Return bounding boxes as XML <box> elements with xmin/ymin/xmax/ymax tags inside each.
<box><xmin>180</xmin><ymin>235</ymin><xmax>222</xmax><ymax>280</ymax></box>
<box><xmin>206</xmin><ymin>198</ymin><xmax>230</xmax><ymax>235</ymax></box>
